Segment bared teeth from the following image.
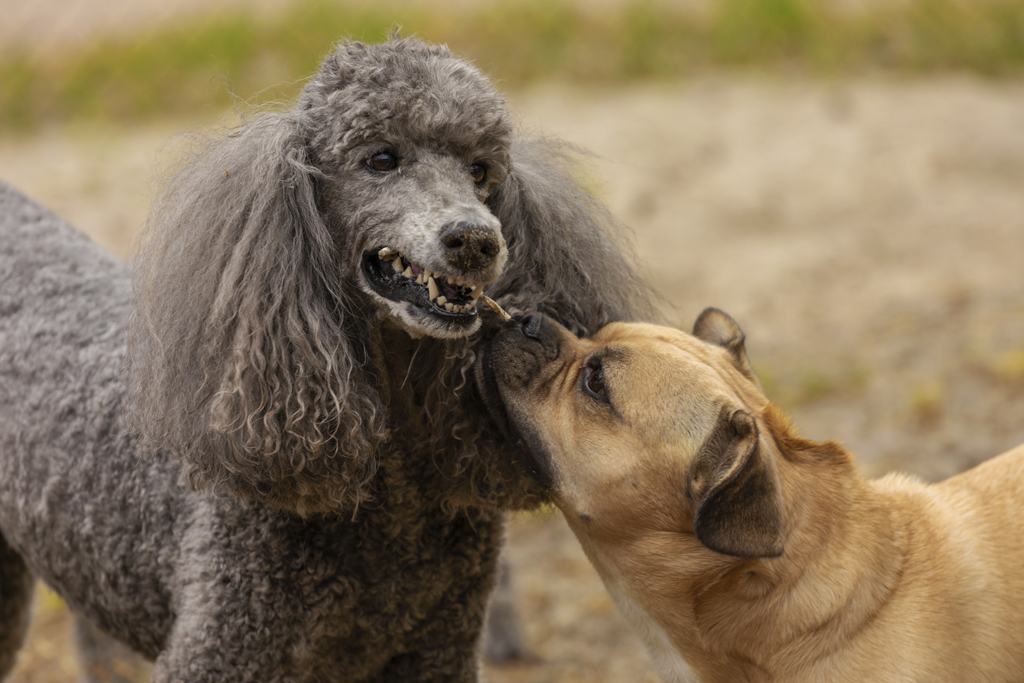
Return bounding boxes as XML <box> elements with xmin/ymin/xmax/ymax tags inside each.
<box><xmin>379</xmin><ymin>247</ymin><xmax>398</xmax><ymax>261</ymax></box>
<box><xmin>387</xmin><ymin>261</ymin><xmax>480</xmax><ymax>314</ymax></box>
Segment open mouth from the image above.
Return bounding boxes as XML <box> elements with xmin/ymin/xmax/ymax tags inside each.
<box><xmin>362</xmin><ymin>246</ymin><xmax>488</xmax><ymax>324</ymax></box>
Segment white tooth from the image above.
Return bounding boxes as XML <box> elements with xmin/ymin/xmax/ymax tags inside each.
<box><xmin>422</xmin><ymin>269</ymin><xmax>431</xmax><ymax>280</ymax></box>
<box><xmin>456</xmin><ymin>276</ymin><xmax>465</xmax><ymax>286</ymax></box>
<box><xmin>471</xmin><ymin>284</ymin><xmax>484</xmax><ymax>300</ymax></box>
<box><xmin>392</xmin><ymin>256</ymin><xmax>404</xmax><ymax>273</ymax></box>
<box><xmin>378</xmin><ymin>247</ymin><xmax>397</xmax><ymax>261</ymax></box>
<box><xmin>436</xmin><ymin>296</ymin><xmax>447</xmax><ymax>306</ymax></box>
<box><xmin>469</xmin><ymin>298</ymin><xmax>478</xmax><ymax>308</ymax></box>
<box><xmin>428</xmin><ymin>277</ymin><xmax>439</xmax><ymax>301</ymax></box>
<box><xmin>415</xmin><ymin>273</ymin><xmax>424</xmax><ymax>284</ymax></box>
<box><xmin>445</xmin><ymin>303</ymin><xmax>454</xmax><ymax>312</ymax></box>
<box><xmin>402</xmin><ymin>266</ymin><xmax>413</xmax><ymax>278</ymax></box>
<box><xmin>446</xmin><ymin>276</ymin><xmax>455</xmax><ymax>285</ymax></box>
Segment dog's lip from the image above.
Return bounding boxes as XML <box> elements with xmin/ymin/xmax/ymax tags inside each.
<box><xmin>361</xmin><ymin>246</ymin><xmax>483</xmax><ymax>322</ymax></box>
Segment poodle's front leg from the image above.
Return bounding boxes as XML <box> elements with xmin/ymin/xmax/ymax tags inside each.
<box><xmin>149</xmin><ymin>642</ymin><xmax>304</xmax><ymax>683</ymax></box>
<box><xmin>147</xmin><ymin>608</ymin><xmax>306</xmax><ymax>683</ymax></box>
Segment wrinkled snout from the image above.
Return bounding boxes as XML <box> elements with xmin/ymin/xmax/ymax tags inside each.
<box><xmin>488</xmin><ymin>314</ymin><xmax>567</xmax><ymax>389</ymax></box>
<box><xmin>440</xmin><ymin>220</ymin><xmax>503</xmax><ymax>273</ymax></box>
<box><xmin>519</xmin><ymin>314</ymin><xmax>563</xmax><ymax>361</ymax></box>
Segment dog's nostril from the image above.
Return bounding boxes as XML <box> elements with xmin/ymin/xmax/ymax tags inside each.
<box><xmin>440</xmin><ymin>221</ymin><xmax>501</xmax><ymax>271</ymax></box>
<box><xmin>521</xmin><ymin>314</ymin><xmax>543</xmax><ymax>340</ymax></box>
<box><xmin>441</xmin><ymin>232</ymin><xmax>465</xmax><ymax>250</ymax></box>
<box><xmin>480</xmin><ymin>240</ymin><xmax>499</xmax><ymax>258</ymax></box>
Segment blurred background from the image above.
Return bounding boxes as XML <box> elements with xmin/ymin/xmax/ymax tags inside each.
<box><xmin>2</xmin><ymin>0</ymin><xmax>1024</xmax><ymax>680</ymax></box>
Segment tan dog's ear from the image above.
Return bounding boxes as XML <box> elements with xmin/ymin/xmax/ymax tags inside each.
<box><xmin>688</xmin><ymin>407</ymin><xmax>785</xmax><ymax>558</ymax></box>
<box><xmin>693</xmin><ymin>307</ymin><xmax>762</xmax><ymax>390</ymax></box>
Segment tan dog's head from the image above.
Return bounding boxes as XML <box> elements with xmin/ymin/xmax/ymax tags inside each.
<box><xmin>476</xmin><ymin>309</ymin><xmax>786</xmax><ymax>559</ymax></box>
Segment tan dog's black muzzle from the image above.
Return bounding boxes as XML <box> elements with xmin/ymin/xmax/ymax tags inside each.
<box><xmin>486</xmin><ymin>314</ymin><xmax>565</xmax><ymax>389</ymax></box>
<box><xmin>475</xmin><ymin>314</ymin><xmax>567</xmax><ymax>487</ymax></box>
<box><xmin>520</xmin><ymin>314</ymin><xmax>563</xmax><ymax>360</ymax></box>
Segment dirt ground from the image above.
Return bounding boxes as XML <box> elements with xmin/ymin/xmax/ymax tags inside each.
<box><xmin>2</xmin><ymin>75</ymin><xmax>1023</xmax><ymax>681</ymax></box>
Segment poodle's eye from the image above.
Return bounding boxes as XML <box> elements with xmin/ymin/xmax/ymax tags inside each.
<box><xmin>581</xmin><ymin>357</ymin><xmax>609</xmax><ymax>403</ymax></box>
<box><xmin>469</xmin><ymin>162</ymin><xmax>487</xmax><ymax>185</ymax></box>
<box><xmin>366</xmin><ymin>152</ymin><xmax>398</xmax><ymax>173</ymax></box>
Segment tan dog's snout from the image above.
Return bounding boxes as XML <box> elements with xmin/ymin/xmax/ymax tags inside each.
<box><xmin>476</xmin><ymin>314</ymin><xmax>574</xmax><ymax>487</ymax></box>
<box><xmin>486</xmin><ymin>314</ymin><xmax>567</xmax><ymax>390</ymax></box>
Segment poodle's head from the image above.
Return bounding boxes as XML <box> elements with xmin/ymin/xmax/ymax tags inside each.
<box><xmin>301</xmin><ymin>39</ymin><xmax>513</xmax><ymax>339</ymax></box>
<box><xmin>130</xmin><ymin>36</ymin><xmax>652</xmax><ymax>515</ymax></box>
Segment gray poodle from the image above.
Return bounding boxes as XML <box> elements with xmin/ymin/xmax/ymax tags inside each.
<box><xmin>0</xmin><ymin>37</ymin><xmax>652</xmax><ymax>681</ymax></box>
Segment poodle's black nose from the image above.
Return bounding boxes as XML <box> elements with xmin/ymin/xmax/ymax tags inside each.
<box><xmin>440</xmin><ymin>221</ymin><xmax>501</xmax><ymax>272</ymax></box>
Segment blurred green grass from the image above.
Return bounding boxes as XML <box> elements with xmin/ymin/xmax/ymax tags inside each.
<box><xmin>2</xmin><ymin>0</ymin><xmax>1024</xmax><ymax>130</ymax></box>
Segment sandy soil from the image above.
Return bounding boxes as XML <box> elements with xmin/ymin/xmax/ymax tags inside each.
<box><xmin>2</xmin><ymin>75</ymin><xmax>1023</xmax><ymax>681</ymax></box>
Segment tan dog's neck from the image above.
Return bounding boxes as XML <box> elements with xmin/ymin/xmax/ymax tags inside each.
<box><xmin>570</xmin><ymin>407</ymin><xmax>910</xmax><ymax>683</ymax></box>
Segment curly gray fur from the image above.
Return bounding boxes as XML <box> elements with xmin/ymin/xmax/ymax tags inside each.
<box><xmin>130</xmin><ymin>38</ymin><xmax>651</xmax><ymax>515</ymax></box>
<box><xmin>0</xmin><ymin>36</ymin><xmax>653</xmax><ymax>682</ymax></box>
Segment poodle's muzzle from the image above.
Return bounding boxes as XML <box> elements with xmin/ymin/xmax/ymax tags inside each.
<box><xmin>361</xmin><ymin>211</ymin><xmax>507</xmax><ymax>340</ymax></box>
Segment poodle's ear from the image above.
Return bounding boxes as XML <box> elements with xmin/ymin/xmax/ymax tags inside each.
<box><xmin>485</xmin><ymin>137</ymin><xmax>656</xmax><ymax>336</ymax></box>
<box><xmin>129</xmin><ymin>113</ymin><xmax>386</xmax><ymax>515</ymax></box>
<box><xmin>688</xmin><ymin>407</ymin><xmax>786</xmax><ymax>558</ymax></box>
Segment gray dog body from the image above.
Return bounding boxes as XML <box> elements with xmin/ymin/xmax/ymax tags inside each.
<box><xmin>0</xmin><ymin>38</ymin><xmax>650</xmax><ymax>682</ymax></box>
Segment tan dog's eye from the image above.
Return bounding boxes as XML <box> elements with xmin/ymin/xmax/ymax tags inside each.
<box><xmin>581</xmin><ymin>358</ymin><xmax>609</xmax><ymax>402</ymax></box>
<box><xmin>469</xmin><ymin>162</ymin><xmax>487</xmax><ymax>185</ymax></box>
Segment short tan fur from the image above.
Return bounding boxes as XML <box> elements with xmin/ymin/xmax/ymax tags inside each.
<box><xmin>482</xmin><ymin>310</ymin><xmax>1024</xmax><ymax>683</ymax></box>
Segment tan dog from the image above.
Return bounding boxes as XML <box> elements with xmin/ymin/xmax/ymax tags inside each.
<box><xmin>476</xmin><ymin>310</ymin><xmax>1024</xmax><ymax>683</ymax></box>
